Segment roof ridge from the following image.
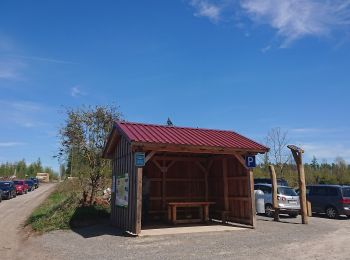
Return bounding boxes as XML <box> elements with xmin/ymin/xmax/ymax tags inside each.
<box><xmin>117</xmin><ymin>120</ymin><xmax>239</xmax><ymax>133</ymax></box>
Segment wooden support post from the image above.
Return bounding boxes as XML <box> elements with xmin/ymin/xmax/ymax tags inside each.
<box><xmin>136</xmin><ymin>167</ymin><xmax>143</xmax><ymax>235</ymax></box>
<box><xmin>268</xmin><ymin>165</ymin><xmax>280</xmax><ymax>221</ymax></box>
<box><xmin>248</xmin><ymin>169</ymin><xmax>257</xmax><ymax>228</ymax></box>
<box><xmin>223</xmin><ymin>158</ymin><xmax>229</xmax><ymax>211</ymax></box>
<box><xmin>204</xmin><ymin>172</ymin><xmax>209</xmax><ymax>201</ymax></box>
<box><xmin>288</xmin><ymin>145</ymin><xmax>308</xmax><ymax>224</ymax></box>
<box><xmin>162</xmin><ymin>161</ymin><xmax>166</xmax><ymax>210</ymax></box>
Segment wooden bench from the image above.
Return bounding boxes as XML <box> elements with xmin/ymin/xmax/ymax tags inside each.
<box><xmin>167</xmin><ymin>202</ymin><xmax>215</xmax><ymax>225</ymax></box>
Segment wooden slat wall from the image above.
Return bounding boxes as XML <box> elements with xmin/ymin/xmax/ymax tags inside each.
<box><xmin>209</xmin><ymin>157</ymin><xmax>252</xmax><ymax>226</ymax></box>
<box><xmin>110</xmin><ymin>136</ymin><xmax>137</xmax><ymax>234</ymax></box>
<box><xmin>144</xmin><ymin>160</ymin><xmax>206</xmax><ymax>217</ymax></box>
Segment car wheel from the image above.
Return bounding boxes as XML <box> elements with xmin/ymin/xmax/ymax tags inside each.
<box><xmin>325</xmin><ymin>206</ymin><xmax>338</xmax><ymax>219</ymax></box>
<box><xmin>288</xmin><ymin>213</ymin><xmax>298</xmax><ymax>218</ymax></box>
<box><xmin>13</xmin><ymin>192</ymin><xmax>16</xmax><ymax>198</ymax></box>
<box><xmin>265</xmin><ymin>204</ymin><xmax>274</xmax><ymax>218</ymax></box>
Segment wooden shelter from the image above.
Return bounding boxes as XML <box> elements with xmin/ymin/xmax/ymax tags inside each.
<box><xmin>103</xmin><ymin>121</ymin><xmax>269</xmax><ymax>235</ymax></box>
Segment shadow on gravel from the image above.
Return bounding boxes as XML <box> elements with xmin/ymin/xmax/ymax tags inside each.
<box><xmin>257</xmin><ymin>214</ymin><xmax>303</xmax><ymax>225</ymax></box>
<box><xmin>71</xmin><ymin>222</ymin><xmax>127</xmax><ymax>238</ymax></box>
<box><xmin>310</xmin><ymin>213</ymin><xmax>349</xmax><ymax>221</ymax></box>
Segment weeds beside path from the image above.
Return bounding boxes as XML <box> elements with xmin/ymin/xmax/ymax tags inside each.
<box><xmin>27</xmin><ymin>181</ymin><xmax>110</xmax><ymax>233</ymax></box>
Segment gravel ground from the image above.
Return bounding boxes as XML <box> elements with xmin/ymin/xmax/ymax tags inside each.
<box><xmin>25</xmin><ymin>214</ymin><xmax>349</xmax><ymax>260</ymax></box>
<box><xmin>0</xmin><ymin>183</ymin><xmax>56</xmax><ymax>260</ymax></box>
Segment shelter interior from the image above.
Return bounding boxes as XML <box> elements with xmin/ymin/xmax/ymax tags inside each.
<box><xmin>141</xmin><ymin>151</ymin><xmax>254</xmax><ymax>228</ymax></box>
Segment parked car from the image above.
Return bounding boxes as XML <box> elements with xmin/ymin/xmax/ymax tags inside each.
<box><xmin>254</xmin><ymin>184</ymin><xmax>300</xmax><ymax>218</ymax></box>
<box><xmin>0</xmin><ymin>188</ymin><xmax>3</xmax><ymax>202</ymax></box>
<box><xmin>30</xmin><ymin>177</ymin><xmax>39</xmax><ymax>189</ymax></box>
<box><xmin>254</xmin><ymin>178</ymin><xmax>289</xmax><ymax>187</ymax></box>
<box><xmin>13</xmin><ymin>180</ymin><xmax>29</xmax><ymax>195</ymax></box>
<box><xmin>25</xmin><ymin>180</ymin><xmax>35</xmax><ymax>192</ymax></box>
<box><xmin>0</xmin><ymin>181</ymin><xmax>17</xmax><ymax>199</ymax></box>
<box><xmin>306</xmin><ymin>185</ymin><xmax>350</xmax><ymax>219</ymax></box>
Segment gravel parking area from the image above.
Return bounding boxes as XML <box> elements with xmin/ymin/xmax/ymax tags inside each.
<box><xmin>24</xmin><ymin>214</ymin><xmax>349</xmax><ymax>260</ymax></box>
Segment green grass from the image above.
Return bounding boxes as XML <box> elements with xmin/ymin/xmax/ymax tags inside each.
<box><xmin>27</xmin><ymin>181</ymin><xmax>110</xmax><ymax>232</ymax></box>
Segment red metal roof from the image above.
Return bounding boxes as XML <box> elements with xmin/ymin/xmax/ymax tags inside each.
<box><xmin>115</xmin><ymin>121</ymin><xmax>268</xmax><ymax>152</ymax></box>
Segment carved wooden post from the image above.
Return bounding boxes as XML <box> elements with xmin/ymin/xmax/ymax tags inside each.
<box><xmin>288</xmin><ymin>145</ymin><xmax>308</xmax><ymax>224</ymax></box>
<box><xmin>268</xmin><ymin>165</ymin><xmax>279</xmax><ymax>221</ymax></box>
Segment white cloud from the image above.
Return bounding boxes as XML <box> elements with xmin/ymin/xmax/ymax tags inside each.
<box><xmin>189</xmin><ymin>0</ymin><xmax>222</xmax><ymax>22</ymax></box>
<box><xmin>241</xmin><ymin>0</ymin><xmax>350</xmax><ymax>46</ymax></box>
<box><xmin>301</xmin><ymin>142</ymin><xmax>350</xmax><ymax>163</ymax></box>
<box><xmin>0</xmin><ymin>142</ymin><xmax>25</xmax><ymax>147</ymax></box>
<box><xmin>188</xmin><ymin>0</ymin><xmax>350</xmax><ymax>46</ymax></box>
<box><xmin>71</xmin><ymin>86</ymin><xmax>86</xmax><ymax>97</ymax></box>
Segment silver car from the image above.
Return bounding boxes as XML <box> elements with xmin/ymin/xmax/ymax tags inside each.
<box><xmin>254</xmin><ymin>184</ymin><xmax>300</xmax><ymax>218</ymax></box>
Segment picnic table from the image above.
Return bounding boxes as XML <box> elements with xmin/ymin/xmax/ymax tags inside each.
<box><xmin>167</xmin><ymin>202</ymin><xmax>216</xmax><ymax>225</ymax></box>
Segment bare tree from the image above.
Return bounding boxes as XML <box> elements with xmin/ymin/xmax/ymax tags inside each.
<box><xmin>266</xmin><ymin>127</ymin><xmax>291</xmax><ymax>177</ymax></box>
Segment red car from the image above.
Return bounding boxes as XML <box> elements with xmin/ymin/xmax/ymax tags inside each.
<box><xmin>13</xmin><ymin>180</ymin><xmax>29</xmax><ymax>195</ymax></box>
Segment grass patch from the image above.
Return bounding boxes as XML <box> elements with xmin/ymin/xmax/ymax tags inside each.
<box><xmin>27</xmin><ymin>181</ymin><xmax>110</xmax><ymax>232</ymax></box>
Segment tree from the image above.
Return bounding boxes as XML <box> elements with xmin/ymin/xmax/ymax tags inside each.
<box><xmin>310</xmin><ymin>156</ymin><xmax>319</xmax><ymax>170</ymax></box>
<box><xmin>266</xmin><ymin>127</ymin><xmax>291</xmax><ymax>177</ymax></box>
<box><xmin>58</xmin><ymin>105</ymin><xmax>121</xmax><ymax>205</ymax></box>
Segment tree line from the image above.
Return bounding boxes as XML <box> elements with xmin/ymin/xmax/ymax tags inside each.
<box><xmin>0</xmin><ymin>158</ymin><xmax>57</xmax><ymax>180</ymax></box>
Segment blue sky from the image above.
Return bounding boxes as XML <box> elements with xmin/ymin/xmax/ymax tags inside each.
<box><xmin>1</xmin><ymin>0</ymin><xmax>350</xmax><ymax>170</ymax></box>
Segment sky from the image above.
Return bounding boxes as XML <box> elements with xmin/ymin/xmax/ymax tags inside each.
<box><xmin>1</xmin><ymin>0</ymin><xmax>350</xmax><ymax>171</ymax></box>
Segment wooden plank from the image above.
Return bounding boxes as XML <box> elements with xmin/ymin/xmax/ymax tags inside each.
<box><xmin>149</xmin><ymin>178</ymin><xmax>206</xmax><ymax>182</ymax></box>
<box><xmin>248</xmin><ymin>169</ymin><xmax>256</xmax><ymax>228</ymax></box>
<box><xmin>132</xmin><ymin>142</ymin><xmax>266</xmax><ymax>155</ymax></box>
<box><xmin>174</xmin><ymin>219</ymin><xmax>203</xmax><ymax>224</ymax></box>
<box><xmin>168</xmin><ymin>202</ymin><xmax>215</xmax><ymax>206</ymax></box>
<box><xmin>171</xmin><ymin>205</ymin><xmax>177</xmax><ymax>223</ymax></box>
<box><xmin>153</xmin><ymin>155</ymin><xmax>207</xmax><ymax>162</ymax></box>
<box><xmin>204</xmin><ymin>205</ymin><xmax>209</xmax><ymax>222</ymax></box>
<box><xmin>223</xmin><ymin>158</ymin><xmax>229</xmax><ymax>211</ymax></box>
<box><xmin>232</xmin><ymin>152</ymin><xmax>248</xmax><ymax>169</ymax></box>
<box><xmin>167</xmin><ymin>205</ymin><xmax>172</xmax><ymax>222</ymax></box>
<box><xmin>135</xmin><ymin>167</ymin><xmax>143</xmax><ymax>235</ymax></box>
<box><xmin>145</xmin><ymin>151</ymin><xmax>156</xmax><ymax>164</ymax></box>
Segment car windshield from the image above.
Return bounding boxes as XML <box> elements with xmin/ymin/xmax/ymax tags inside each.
<box><xmin>342</xmin><ymin>187</ymin><xmax>350</xmax><ymax>197</ymax></box>
<box><xmin>13</xmin><ymin>181</ymin><xmax>22</xmax><ymax>185</ymax></box>
<box><xmin>278</xmin><ymin>187</ymin><xmax>297</xmax><ymax>196</ymax></box>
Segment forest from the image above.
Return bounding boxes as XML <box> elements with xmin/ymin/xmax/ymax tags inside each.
<box><xmin>0</xmin><ymin>158</ymin><xmax>57</xmax><ymax>180</ymax></box>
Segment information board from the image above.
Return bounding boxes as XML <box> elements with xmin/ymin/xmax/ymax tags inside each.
<box><xmin>116</xmin><ymin>173</ymin><xmax>129</xmax><ymax>207</ymax></box>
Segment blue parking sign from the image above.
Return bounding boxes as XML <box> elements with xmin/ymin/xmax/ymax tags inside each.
<box><xmin>245</xmin><ymin>155</ymin><xmax>256</xmax><ymax>168</ymax></box>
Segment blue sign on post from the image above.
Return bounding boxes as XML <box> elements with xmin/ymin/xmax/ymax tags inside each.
<box><xmin>245</xmin><ymin>155</ymin><xmax>256</xmax><ymax>168</ymax></box>
<box><xmin>135</xmin><ymin>152</ymin><xmax>145</xmax><ymax>167</ymax></box>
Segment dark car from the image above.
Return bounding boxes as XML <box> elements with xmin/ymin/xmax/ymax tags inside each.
<box><xmin>25</xmin><ymin>180</ymin><xmax>35</xmax><ymax>192</ymax></box>
<box><xmin>0</xmin><ymin>188</ymin><xmax>3</xmax><ymax>202</ymax></box>
<box><xmin>306</xmin><ymin>185</ymin><xmax>350</xmax><ymax>219</ymax></box>
<box><xmin>254</xmin><ymin>178</ymin><xmax>289</xmax><ymax>187</ymax></box>
<box><xmin>0</xmin><ymin>181</ymin><xmax>17</xmax><ymax>199</ymax></box>
<box><xmin>30</xmin><ymin>177</ymin><xmax>39</xmax><ymax>189</ymax></box>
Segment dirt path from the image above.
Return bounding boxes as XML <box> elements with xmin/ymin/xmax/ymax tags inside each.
<box><xmin>0</xmin><ymin>183</ymin><xmax>56</xmax><ymax>259</ymax></box>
